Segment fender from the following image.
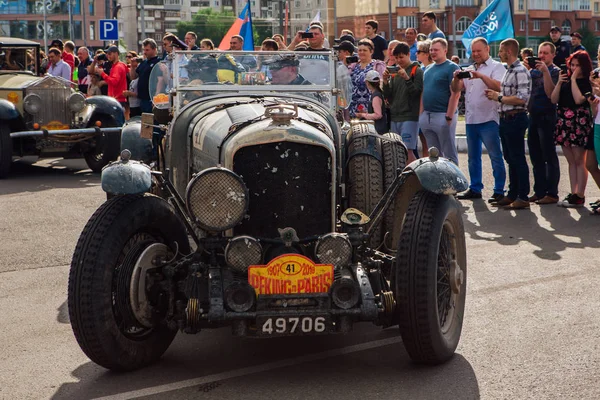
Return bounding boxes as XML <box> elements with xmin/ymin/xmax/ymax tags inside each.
<box><xmin>406</xmin><ymin>150</ymin><xmax>468</xmax><ymax>195</ymax></box>
<box><xmin>0</xmin><ymin>99</ymin><xmax>20</xmax><ymax>121</ymax></box>
<box><xmin>101</xmin><ymin>157</ymin><xmax>152</xmax><ymax>195</ymax></box>
<box><xmin>86</xmin><ymin>96</ymin><xmax>125</xmax><ymax>126</ymax></box>
<box><xmin>120</xmin><ymin>117</ymin><xmax>154</xmax><ymax>164</ymax></box>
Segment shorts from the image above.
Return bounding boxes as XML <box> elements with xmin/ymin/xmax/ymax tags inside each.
<box><xmin>391</xmin><ymin>121</ymin><xmax>419</xmax><ymax>150</ymax></box>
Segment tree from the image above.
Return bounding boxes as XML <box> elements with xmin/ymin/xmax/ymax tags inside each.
<box><xmin>577</xmin><ymin>27</ymin><xmax>598</xmax><ymax>61</ymax></box>
<box><xmin>176</xmin><ymin>8</ymin><xmax>235</xmax><ymax>46</ymax></box>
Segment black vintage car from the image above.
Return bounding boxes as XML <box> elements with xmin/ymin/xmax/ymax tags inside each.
<box><xmin>0</xmin><ymin>37</ymin><xmax>123</xmax><ymax>178</ymax></box>
<box><xmin>67</xmin><ymin>51</ymin><xmax>469</xmax><ymax>371</ymax></box>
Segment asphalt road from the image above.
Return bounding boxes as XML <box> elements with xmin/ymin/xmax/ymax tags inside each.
<box><xmin>1</xmin><ymin>154</ymin><xmax>599</xmax><ymax>400</ymax></box>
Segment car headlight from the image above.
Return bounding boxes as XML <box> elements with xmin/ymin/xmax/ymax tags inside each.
<box><xmin>23</xmin><ymin>94</ymin><xmax>42</xmax><ymax>115</ymax></box>
<box><xmin>225</xmin><ymin>236</ymin><xmax>262</xmax><ymax>272</ymax></box>
<box><xmin>185</xmin><ymin>167</ymin><xmax>249</xmax><ymax>232</ymax></box>
<box><xmin>315</xmin><ymin>233</ymin><xmax>352</xmax><ymax>269</ymax></box>
<box><xmin>68</xmin><ymin>93</ymin><xmax>86</xmax><ymax>112</ymax></box>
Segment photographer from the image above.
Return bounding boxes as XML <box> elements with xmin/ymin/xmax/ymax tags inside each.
<box><xmin>383</xmin><ymin>42</ymin><xmax>423</xmax><ymax>162</ymax></box>
<box><xmin>550</xmin><ymin>50</ymin><xmax>594</xmax><ymax>207</ymax></box>
<box><xmin>526</xmin><ymin>42</ymin><xmax>561</xmax><ymax>205</ymax></box>
<box><xmin>452</xmin><ymin>37</ymin><xmax>506</xmax><ymax>202</ymax></box>
<box><xmin>95</xmin><ymin>46</ymin><xmax>128</xmax><ymax>108</ymax></box>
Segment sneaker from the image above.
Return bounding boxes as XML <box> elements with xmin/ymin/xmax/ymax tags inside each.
<box><xmin>564</xmin><ymin>193</ymin><xmax>585</xmax><ymax>208</ymax></box>
<box><xmin>558</xmin><ymin>193</ymin><xmax>573</xmax><ymax>207</ymax></box>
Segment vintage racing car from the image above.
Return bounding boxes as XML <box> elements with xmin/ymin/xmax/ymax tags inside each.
<box><xmin>67</xmin><ymin>51</ymin><xmax>469</xmax><ymax>371</ymax></box>
<box><xmin>0</xmin><ymin>37</ymin><xmax>123</xmax><ymax>178</ymax></box>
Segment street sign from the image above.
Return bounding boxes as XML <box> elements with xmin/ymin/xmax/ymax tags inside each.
<box><xmin>99</xmin><ymin>19</ymin><xmax>119</xmax><ymax>41</ymax></box>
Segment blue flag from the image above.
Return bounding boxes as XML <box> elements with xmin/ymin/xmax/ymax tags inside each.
<box><xmin>239</xmin><ymin>1</ymin><xmax>254</xmax><ymax>50</ymax></box>
<box><xmin>462</xmin><ymin>0</ymin><xmax>514</xmax><ymax>57</ymax></box>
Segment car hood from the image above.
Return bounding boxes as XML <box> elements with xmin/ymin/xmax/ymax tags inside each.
<box><xmin>0</xmin><ymin>73</ymin><xmax>40</xmax><ymax>90</ymax></box>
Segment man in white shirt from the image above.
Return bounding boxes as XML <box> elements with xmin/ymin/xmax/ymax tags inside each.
<box><xmin>451</xmin><ymin>37</ymin><xmax>507</xmax><ymax>202</ymax></box>
<box><xmin>47</xmin><ymin>48</ymin><xmax>71</xmax><ymax>81</ymax></box>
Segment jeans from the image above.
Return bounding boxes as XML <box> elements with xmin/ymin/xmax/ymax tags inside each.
<box><xmin>528</xmin><ymin>113</ymin><xmax>560</xmax><ymax>198</ymax></box>
<box><xmin>466</xmin><ymin>121</ymin><xmax>506</xmax><ymax>194</ymax></box>
<box><xmin>391</xmin><ymin>121</ymin><xmax>419</xmax><ymax>150</ymax></box>
<box><xmin>419</xmin><ymin>111</ymin><xmax>459</xmax><ymax>164</ymax></box>
<box><xmin>499</xmin><ymin>112</ymin><xmax>530</xmax><ymax>201</ymax></box>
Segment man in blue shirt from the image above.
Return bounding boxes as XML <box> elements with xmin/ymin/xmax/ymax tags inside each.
<box><xmin>404</xmin><ymin>27</ymin><xmax>418</xmax><ymax>61</ymax></box>
<box><xmin>422</xmin><ymin>11</ymin><xmax>445</xmax><ymax>40</ymax></box>
<box><xmin>527</xmin><ymin>42</ymin><xmax>561</xmax><ymax>204</ymax></box>
<box><xmin>419</xmin><ymin>38</ymin><xmax>460</xmax><ymax>164</ymax></box>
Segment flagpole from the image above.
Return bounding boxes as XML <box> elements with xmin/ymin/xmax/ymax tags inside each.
<box><xmin>388</xmin><ymin>0</ymin><xmax>392</xmax><ymax>40</ymax></box>
<box><xmin>525</xmin><ymin>0</ymin><xmax>529</xmax><ymax>48</ymax></box>
<box><xmin>452</xmin><ymin>0</ymin><xmax>456</xmax><ymax>55</ymax></box>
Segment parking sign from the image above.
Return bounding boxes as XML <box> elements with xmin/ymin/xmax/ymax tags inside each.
<box><xmin>99</xmin><ymin>19</ymin><xmax>119</xmax><ymax>41</ymax></box>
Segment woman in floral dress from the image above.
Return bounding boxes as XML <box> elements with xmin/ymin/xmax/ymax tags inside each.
<box><xmin>348</xmin><ymin>39</ymin><xmax>385</xmax><ymax>118</ymax></box>
<box><xmin>551</xmin><ymin>50</ymin><xmax>594</xmax><ymax>207</ymax></box>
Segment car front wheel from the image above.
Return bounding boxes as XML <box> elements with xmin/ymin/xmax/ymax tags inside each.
<box><xmin>395</xmin><ymin>190</ymin><xmax>467</xmax><ymax>364</ymax></box>
<box><xmin>83</xmin><ymin>117</ymin><xmax>121</xmax><ymax>172</ymax></box>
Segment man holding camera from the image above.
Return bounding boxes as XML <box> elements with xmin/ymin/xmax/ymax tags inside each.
<box><xmin>383</xmin><ymin>42</ymin><xmax>423</xmax><ymax>163</ymax></box>
<box><xmin>527</xmin><ymin>42</ymin><xmax>561</xmax><ymax>204</ymax></box>
<box><xmin>95</xmin><ymin>46</ymin><xmax>128</xmax><ymax>108</ymax></box>
<box><xmin>288</xmin><ymin>25</ymin><xmax>330</xmax><ymax>85</ymax></box>
<box><xmin>452</xmin><ymin>38</ymin><xmax>507</xmax><ymax>202</ymax></box>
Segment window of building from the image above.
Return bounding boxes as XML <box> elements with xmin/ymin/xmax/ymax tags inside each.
<box><xmin>90</xmin><ymin>21</ymin><xmax>95</xmax><ymax>40</ymax></box>
<box><xmin>295</xmin><ymin>13</ymin><xmax>301</xmax><ymax>19</ymax></box>
<box><xmin>164</xmin><ymin>21</ymin><xmax>177</xmax><ymax>30</ymax></box>
<box><xmin>306</xmin><ymin>12</ymin><xmax>311</xmax><ymax>18</ymax></box>
<box><xmin>398</xmin><ymin>0</ymin><xmax>418</xmax><ymax>6</ymax></box>
<box><xmin>529</xmin><ymin>0</ymin><xmax>549</xmax><ymax>9</ymax></box>
<box><xmin>595</xmin><ymin>2</ymin><xmax>600</xmax><ymax>12</ymax></box>
<box><xmin>154</xmin><ymin>21</ymin><xmax>162</xmax><ymax>29</ymax></box>
<box><xmin>454</xmin><ymin>0</ymin><xmax>475</xmax><ymax>5</ymax></box>
<box><xmin>562</xmin><ymin>19</ymin><xmax>572</xmax><ymax>33</ymax></box>
<box><xmin>596</xmin><ymin>20</ymin><xmax>600</xmax><ymax>30</ymax></box>
<box><xmin>429</xmin><ymin>0</ymin><xmax>439</xmax><ymax>8</ymax></box>
<box><xmin>155</xmin><ymin>10</ymin><xmax>161</xmax><ymax>17</ymax></box>
<box><xmin>397</xmin><ymin>15</ymin><xmax>418</xmax><ymax>30</ymax></box>
<box><xmin>552</xmin><ymin>0</ymin><xmax>571</xmax><ymax>11</ymax></box>
<box><xmin>456</xmin><ymin>42</ymin><xmax>466</xmax><ymax>60</ymax></box>
<box><xmin>520</xmin><ymin>20</ymin><xmax>525</xmax><ymax>31</ymax></box>
<box><xmin>295</xmin><ymin>0</ymin><xmax>300</xmax><ymax>6</ymax></box>
<box><xmin>89</xmin><ymin>0</ymin><xmax>94</xmax><ymax>16</ymax></box>
<box><xmin>581</xmin><ymin>20</ymin><xmax>588</xmax><ymax>29</ymax></box>
<box><xmin>575</xmin><ymin>0</ymin><xmax>591</xmax><ymax>10</ymax></box>
<box><xmin>455</xmin><ymin>16</ymin><xmax>472</xmax><ymax>32</ymax></box>
<box><xmin>533</xmin><ymin>20</ymin><xmax>540</xmax><ymax>31</ymax></box>
<box><xmin>518</xmin><ymin>0</ymin><xmax>524</xmax><ymax>10</ymax></box>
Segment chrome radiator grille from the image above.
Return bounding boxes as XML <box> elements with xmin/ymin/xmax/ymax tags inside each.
<box><xmin>25</xmin><ymin>86</ymin><xmax>71</xmax><ymax>127</ymax></box>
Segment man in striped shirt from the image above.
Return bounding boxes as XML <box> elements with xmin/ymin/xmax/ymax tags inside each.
<box><xmin>484</xmin><ymin>38</ymin><xmax>532</xmax><ymax>210</ymax></box>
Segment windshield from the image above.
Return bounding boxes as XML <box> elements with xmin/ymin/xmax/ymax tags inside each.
<box><xmin>0</xmin><ymin>47</ymin><xmax>37</xmax><ymax>74</ymax></box>
<box><xmin>149</xmin><ymin>50</ymin><xmax>348</xmax><ymax>113</ymax></box>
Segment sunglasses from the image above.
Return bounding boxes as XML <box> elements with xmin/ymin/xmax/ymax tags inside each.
<box><xmin>416</xmin><ymin>50</ymin><xmax>427</xmax><ymax>54</ymax></box>
<box><xmin>126</xmin><ymin>55</ymin><xmax>133</xmax><ymax>58</ymax></box>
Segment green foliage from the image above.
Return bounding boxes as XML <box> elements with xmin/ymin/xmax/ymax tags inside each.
<box><xmin>176</xmin><ymin>8</ymin><xmax>274</xmax><ymax>49</ymax></box>
<box><xmin>176</xmin><ymin>8</ymin><xmax>235</xmax><ymax>47</ymax></box>
<box><xmin>577</xmin><ymin>27</ymin><xmax>598</xmax><ymax>61</ymax></box>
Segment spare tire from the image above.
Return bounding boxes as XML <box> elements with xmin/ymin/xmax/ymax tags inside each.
<box><xmin>381</xmin><ymin>132</ymin><xmax>408</xmax><ymax>246</ymax></box>
<box><xmin>346</xmin><ymin>122</ymin><xmax>383</xmax><ymax>248</ymax></box>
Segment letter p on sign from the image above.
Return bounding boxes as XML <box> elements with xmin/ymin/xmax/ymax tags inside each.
<box><xmin>99</xmin><ymin>19</ymin><xmax>119</xmax><ymax>41</ymax></box>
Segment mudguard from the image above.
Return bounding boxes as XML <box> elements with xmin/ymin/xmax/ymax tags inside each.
<box><xmin>0</xmin><ymin>99</ymin><xmax>20</xmax><ymax>121</ymax></box>
<box><xmin>86</xmin><ymin>96</ymin><xmax>125</xmax><ymax>126</ymax></box>
<box><xmin>101</xmin><ymin>158</ymin><xmax>152</xmax><ymax>195</ymax></box>
<box><xmin>119</xmin><ymin>117</ymin><xmax>154</xmax><ymax>164</ymax></box>
<box><xmin>406</xmin><ymin>152</ymin><xmax>468</xmax><ymax>195</ymax></box>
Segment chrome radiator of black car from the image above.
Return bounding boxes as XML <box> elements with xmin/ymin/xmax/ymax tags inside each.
<box><xmin>233</xmin><ymin>142</ymin><xmax>332</xmax><ymax>238</ymax></box>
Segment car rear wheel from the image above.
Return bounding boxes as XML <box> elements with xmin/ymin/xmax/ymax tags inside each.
<box><xmin>0</xmin><ymin>125</ymin><xmax>12</xmax><ymax>178</ymax></box>
<box><xmin>395</xmin><ymin>190</ymin><xmax>467</xmax><ymax>364</ymax></box>
<box><xmin>68</xmin><ymin>194</ymin><xmax>190</xmax><ymax>371</ymax></box>
<box><xmin>84</xmin><ymin>117</ymin><xmax>121</xmax><ymax>172</ymax></box>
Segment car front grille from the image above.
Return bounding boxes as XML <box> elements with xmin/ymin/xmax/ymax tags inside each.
<box><xmin>233</xmin><ymin>142</ymin><xmax>332</xmax><ymax>239</ymax></box>
<box><xmin>25</xmin><ymin>86</ymin><xmax>71</xmax><ymax>128</ymax></box>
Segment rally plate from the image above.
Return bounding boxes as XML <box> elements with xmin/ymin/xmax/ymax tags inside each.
<box><xmin>248</xmin><ymin>254</ymin><xmax>334</xmax><ymax>295</ymax></box>
<box><xmin>256</xmin><ymin>315</ymin><xmax>332</xmax><ymax>337</ymax></box>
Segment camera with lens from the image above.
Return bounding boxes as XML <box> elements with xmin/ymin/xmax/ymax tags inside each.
<box><xmin>96</xmin><ymin>53</ymin><xmax>108</xmax><ymax>62</ymax></box>
<box><xmin>386</xmin><ymin>65</ymin><xmax>399</xmax><ymax>73</ymax></box>
<box><xmin>301</xmin><ymin>32</ymin><xmax>314</xmax><ymax>39</ymax></box>
<box><xmin>526</xmin><ymin>56</ymin><xmax>540</xmax><ymax>69</ymax></box>
<box><xmin>560</xmin><ymin>64</ymin><xmax>568</xmax><ymax>74</ymax></box>
<box><xmin>346</xmin><ymin>55</ymin><xmax>358</xmax><ymax>64</ymax></box>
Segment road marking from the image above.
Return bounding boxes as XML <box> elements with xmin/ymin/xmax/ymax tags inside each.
<box><xmin>93</xmin><ymin>335</ymin><xmax>403</xmax><ymax>400</ymax></box>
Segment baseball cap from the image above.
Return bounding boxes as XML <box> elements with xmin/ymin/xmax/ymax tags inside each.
<box><xmin>571</xmin><ymin>31</ymin><xmax>583</xmax><ymax>39</ymax></box>
<box><xmin>50</xmin><ymin>39</ymin><xmax>63</xmax><ymax>48</ymax></box>
<box><xmin>334</xmin><ymin>40</ymin><xmax>355</xmax><ymax>53</ymax></box>
<box><xmin>339</xmin><ymin>34</ymin><xmax>355</xmax><ymax>45</ymax></box>
<box><xmin>365</xmin><ymin>70</ymin><xmax>380</xmax><ymax>83</ymax></box>
<box><xmin>106</xmin><ymin>45</ymin><xmax>119</xmax><ymax>54</ymax></box>
<box><xmin>550</xmin><ymin>26</ymin><xmax>562</xmax><ymax>33</ymax></box>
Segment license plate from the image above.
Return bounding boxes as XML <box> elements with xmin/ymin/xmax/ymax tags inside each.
<box><xmin>248</xmin><ymin>254</ymin><xmax>333</xmax><ymax>295</ymax></box>
<box><xmin>256</xmin><ymin>315</ymin><xmax>331</xmax><ymax>337</ymax></box>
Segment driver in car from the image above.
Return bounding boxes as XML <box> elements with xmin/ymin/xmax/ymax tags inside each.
<box><xmin>265</xmin><ymin>54</ymin><xmax>311</xmax><ymax>85</ymax></box>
